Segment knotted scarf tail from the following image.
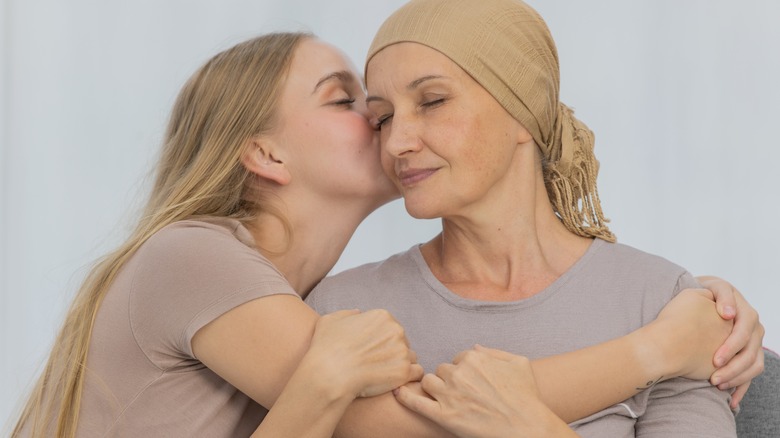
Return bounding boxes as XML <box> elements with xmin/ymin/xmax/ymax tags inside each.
<box><xmin>546</xmin><ymin>104</ymin><xmax>616</xmax><ymax>243</ymax></box>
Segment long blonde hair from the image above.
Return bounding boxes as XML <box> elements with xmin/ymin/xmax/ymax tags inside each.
<box><xmin>12</xmin><ymin>31</ymin><xmax>310</xmax><ymax>438</ymax></box>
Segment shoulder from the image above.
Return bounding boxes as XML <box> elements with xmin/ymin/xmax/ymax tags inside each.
<box><xmin>145</xmin><ymin>217</ymin><xmax>257</xmax><ymax>256</ymax></box>
<box><xmin>576</xmin><ymin>240</ymin><xmax>700</xmax><ymax>319</ymax></box>
<box><xmin>139</xmin><ymin>217</ymin><xmax>282</xmax><ymax>277</ymax></box>
<box><xmin>126</xmin><ymin>217</ymin><xmax>297</xmax><ymax>360</ymax></box>
<box><xmin>129</xmin><ymin>216</ymin><xmax>295</xmax><ymax>310</ymax></box>
<box><xmin>591</xmin><ymin>239</ymin><xmax>694</xmax><ymax>288</ymax></box>
<box><xmin>318</xmin><ymin>246</ymin><xmax>419</xmax><ymax>292</ymax></box>
<box><xmin>306</xmin><ymin>246</ymin><xmax>420</xmax><ymax>311</ymax></box>
<box><xmin>595</xmin><ymin>240</ymin><xmax>686</xmax><ymax>276</ymax></box>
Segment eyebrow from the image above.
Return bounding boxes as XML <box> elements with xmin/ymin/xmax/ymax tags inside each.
<box><xmin>312</xmin><ymin>70</ymin><xmax>356</xmax><ymax>94</ymax></box>
<box><xmin>366</xmin><ymin>75</ymin><xmax>445</xmax><ymax>104</ymax></box>
<box><xmin>408</xmin><ymin>75</ymin><xmax>443</xmax><ymax>90</ymax></box>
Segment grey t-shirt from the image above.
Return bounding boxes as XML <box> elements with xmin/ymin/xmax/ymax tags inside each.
<box><xmin>76</xmin><ymin>218</ymin><xmax>298</xmax><ymax>437</ymax></box>
<box><xmin>307</xmin><ymin>239</ymin><xmax>736</xmax><ymax>437</ymax></box>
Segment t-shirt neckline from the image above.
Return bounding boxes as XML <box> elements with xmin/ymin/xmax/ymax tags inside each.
<box><xmin>408</xmin><ymin>238</ymin><xmax>606</xmax><ymax>312</ymax></box>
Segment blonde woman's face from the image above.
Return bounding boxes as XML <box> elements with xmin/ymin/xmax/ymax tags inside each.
<box><xmin>365</xmin><ymin>42</ymin><xmax>528</xmax><ymax>219</ymax></box>
<box><xmin>270</xmin><ymin>38</ymin><xmax>398</xmax><ymax>208</ymax></box>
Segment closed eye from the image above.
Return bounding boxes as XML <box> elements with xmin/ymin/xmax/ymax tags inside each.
<box><xmin>374</xmin><ymin>113</ymin><xmax>393</xmax><ymax>130</ymax></box>
<box><xmin>421</xmin><ymin>98</ymin><xmax>445</xmax><ymax>109</ymax></box>
<box><xmin>332</xmin><ymin>98</ymin><xmax>356</xmax><ymax>107</ymax></box>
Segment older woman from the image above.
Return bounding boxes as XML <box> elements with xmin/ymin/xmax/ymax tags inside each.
<box><xmin>307</xmin><ymin>0</ymin><xmax>756</xmax><ymax>436</ymax></box>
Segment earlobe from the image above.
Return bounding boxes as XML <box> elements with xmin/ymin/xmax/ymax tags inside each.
<box><xmin>516</xmin><ymin>123</ymin><xmax>534</xmax><ymax>145</ymax></box>
<box><xmin>241</xmin><ymin>137</ymin><xmax>292</xmax><ymax>186</ymax></box>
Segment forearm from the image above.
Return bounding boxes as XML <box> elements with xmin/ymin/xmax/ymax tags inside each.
<box><xmin>531</xmin><ymin>322</ymin><xmax>669</xmax><ymax>423</ymax></box>
<box><xmin>334</xmin><ymin>393</ymin><xmax>456</xmax><ymax>438</ymax></box>
<box><xmin>252</xmin><ymin>358</ymin><xmax>354</xmax><ymax>438</ymax></box>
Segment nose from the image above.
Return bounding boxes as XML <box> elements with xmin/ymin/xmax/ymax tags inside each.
<box><xmin>382</xmin><ymin>113</ymin><xmax>423</xmax><ymax>158</ymax></box>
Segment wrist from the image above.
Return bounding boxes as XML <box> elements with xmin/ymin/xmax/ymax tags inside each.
<box><xmin>629</xmin><ymin>322</ymin><xmax>680</xmax><ymax>384</ymax></box>
<box><xmin>294</xmin><ymin>351</ymin><xmax>357</xmax><ymax>407</ymax></box>
<box><xmin>523</xmin><ymin>402</ymin><xmax>577</xmax><ymax>438</ymax></box>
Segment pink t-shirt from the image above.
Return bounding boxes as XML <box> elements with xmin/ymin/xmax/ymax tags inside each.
<box><xmin>76</xmin><ymin>217</ymin><xmax>297</xmax><ymax>437</ymax></box>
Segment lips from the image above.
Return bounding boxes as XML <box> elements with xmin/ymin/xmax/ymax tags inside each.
<box><xmin>397</xmin><ymin>168</ymin><xmax>438</xmax><ymax>186</ymax></box>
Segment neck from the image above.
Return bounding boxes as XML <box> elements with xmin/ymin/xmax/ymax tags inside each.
<box><xmin>244</xmin><ymin>195</ymin><xmax>382</xmax><ymax>297</ymax></box>
<box><xmin>422</xmin><ymin>144</ymin><xmax>592</xmax><ymax>300</ymax></box>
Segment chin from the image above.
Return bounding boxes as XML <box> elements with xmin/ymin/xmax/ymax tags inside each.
<box><xmin>403</xmin><ymin>199</ymin><xmax>442</xmax><ymax>220</ymax></box>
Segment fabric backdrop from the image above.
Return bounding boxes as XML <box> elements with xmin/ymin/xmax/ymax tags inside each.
<box><xmin>1</xmin><ymin>0</ymin><xmax>778</xmax><ymax>429</ymax></box>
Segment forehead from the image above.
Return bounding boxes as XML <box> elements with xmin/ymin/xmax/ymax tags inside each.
<box><xmin>287</xmin><ymin>38</ymin><xmax>360</xmax><ymax>88</ymax></box>
<box><xmin>366</xmin><ymin>42</ymin><xmax>461</xmax><ymax>90</ymax></box>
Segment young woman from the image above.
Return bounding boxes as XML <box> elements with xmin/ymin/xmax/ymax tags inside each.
<box><xmin>13</xmin><ymin>29</ymin><xmax>762</xmax><ymax>438</ymax></box>
<box><xmin>13</xmin><ymin>33</ymin><xmax>422</xmax><ymax>438</ymax></box>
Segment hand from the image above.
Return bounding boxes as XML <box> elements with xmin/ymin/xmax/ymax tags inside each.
<box><xmin>652</xmin><ymin>289</ymin><xmax>733</xmax><ymax>381</ymax></box>
<box><xmin>697</xmin><ymin>275</ymin><xmax>765</xmax><ymax>407</ymax></box>
<box><xmin>394</xmin><ymin>345</ymin><xmax>576</xmax><ymax>438</ymax></box>
<box><xmin>306</xmin><ymin>309</ymin><xmax>424</xmax><ymax>399</ymax></box>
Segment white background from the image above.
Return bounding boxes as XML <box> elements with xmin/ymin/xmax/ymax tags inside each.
<box><xmin>1</xmin><ymin>0</ymin><xmax>778</xmax><ymax>430</ymax></box>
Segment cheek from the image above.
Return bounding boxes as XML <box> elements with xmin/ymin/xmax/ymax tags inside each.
<box><xmin>343</xmin><ymin>113</ymin><xmax>376</xmax><ymax>150</ymax></box>
<box><xmin>379</xmin><ymin>148</ymin><xmax>395</xmax><ymax>178</ymax></box>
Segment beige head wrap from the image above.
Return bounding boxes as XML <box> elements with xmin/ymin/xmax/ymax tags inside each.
<box><xmin>367</xmin><ymin>0</ymin><xmax>615</xmax><ymax>242</ymax></box>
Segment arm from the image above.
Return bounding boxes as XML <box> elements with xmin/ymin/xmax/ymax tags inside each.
<box><xmin>532</xmin><ymin>288</ymin><xmax>733</xmax><ymax>422</ymax></box>
<box><xmin>192</xmin><ymin>298</ymin><xmax>422</xmax><ymax>438</ymax></box>
<box><xmin>332</xmin><ymin>283</ymin><xmax>760</xmax><ymax>437</ymax></box>
<box><xmin>393</xmin><ymin>289</ymin><xmax>733</xmax><ymax>435</ymax></box>
<box><xmin>194</xmin><ymin>288</ymin><xmax>756</xmax><ymax>438</ymax></box>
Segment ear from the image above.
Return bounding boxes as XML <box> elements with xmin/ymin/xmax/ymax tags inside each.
<box><xmin>241</xmin><ymin>137</ymin><xmax>292</xmax><ymax>186</ymax></box>
<box><xmin>516</xmin><ymin>122</ymin><xmax>534</xmax><ymax>145</ymax></box>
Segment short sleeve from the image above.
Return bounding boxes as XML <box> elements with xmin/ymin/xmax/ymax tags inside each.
<box><xmin>305</xmin><ymin>282</ymin><xmax>327</xmax><ymax>314</ymax></box>
<box><xmin>674</xmin><ymin>271</ymin><xmax>701</xmax><ymax>295</ymax></box>
<box><xmin>128</xmin><ymin>219</ymin><xmax>298</xmax><ymax>368</ymax></box>
<box><xmin>635</xmin><ymin>378</ymin><xmax>736</xmax><ymax>437</ymax></box>
<box><xmin>633</xmin><ymin>270</ymin><xmax>735</xmax><ymax>436</ymax></box>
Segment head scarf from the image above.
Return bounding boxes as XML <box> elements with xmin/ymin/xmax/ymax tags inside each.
<box><xmin>367</xmin><ymin>0</ymin><xmax>615</xmax><ymax>242</ymax></box>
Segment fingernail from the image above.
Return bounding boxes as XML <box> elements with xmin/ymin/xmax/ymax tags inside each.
<box><xmin>711</xmin><ymin>376</ymin><xmax>720</xmax><ymax>386</ymax></box>
<box><xmin>392</xmin><ymin>388</ymin><xmax>400</xmax><ymax>396</ymax></box>
<box><xmin>723</xmin><ymin>306</ymin><xmax>736</xmax><ymax>317</ymax></box>
<box><xmin>714</xmin><ymin>356</ymin><xmax>724</xmax><ymax>367</ymax></box>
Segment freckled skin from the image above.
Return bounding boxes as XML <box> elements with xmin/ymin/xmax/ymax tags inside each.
<box><xmin>366</xmin><ymin>42</ymin><xmax>533</xmax><ymax>220</ymax></box>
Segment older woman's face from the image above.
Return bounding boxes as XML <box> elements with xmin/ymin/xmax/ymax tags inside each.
<box><xmin>366</xmin><ymin>42</ymin><xmax>530</xmax><ymax>219</ymax></box>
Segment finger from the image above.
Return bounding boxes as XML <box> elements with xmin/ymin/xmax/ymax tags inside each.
<box><xmin>394</xmin><ymin>385</ymin><xmax>442</xmax><ymax>423</ymax></box>
<box><xmin>420</xmin><ymin>372</ymin><xmax>448</xmax><ymax>398</ymax></box>
<box><xmin>434</xmin><ymin>363</ymin><xmax>456</xmax><ymax>381</ymax></box>
<box><xmin>699</xmin><ymin>277</ymin><xmax>737</xmax><ymax>320</ymax></box>
<box><xmin>474</xmin><ymin>344</ymin><xmax>520</xmax><ymax>362</ymax></box>
<box><xmin>730</xmin><ymin>381</ymin><xmax>750</xmax><ymax>409</ymax></box>
<box><xmin>408</xmin><ymin>349</ymin><xmax>418</xmax><ymax>364</ymax></box>
<box><xmin>711</xmin><ymin>350</ymin><xmax>750</xmax><ymax>387</ymax></box>
<box><xmin>363</xmin><ymin>308</ymin><xmax>394</xmax><ymax>320</ymax></box>
<box><xmin>713</xmin><ymin>323</ymin><xmax>751</xmax><ymax>368</ymax></box>
<box><xmin>409</xmin><ymin>363</ymin><xmax>425</xmax><ymax>382</ymax></box>
<box><xmin>713</xmin><ymin>307</ymin><xmax>761</xmax><ymax>368</ymax></box>
<box><xmin>323</xmin><ymin>309</ymin><xmax>361</xmax><ymax>320</ymax></box>
<box><xmin>712</xmin><ymin>346</ymin><xmax>763</xmax><ymax>387</ymax></box>
<box><xmin>716</xmin><ymin>350</ymin><xmax>765</xmax><ymax>390</ymax></box>
<box><xmin>451</xmin><ymin>347</ymin><xmax>482</xmax><ymax>366</ymax></box>
<box><xmin>451</xmin><ymin>348</ymin><xmax>472</xmax><ymax>365</ymax></box>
